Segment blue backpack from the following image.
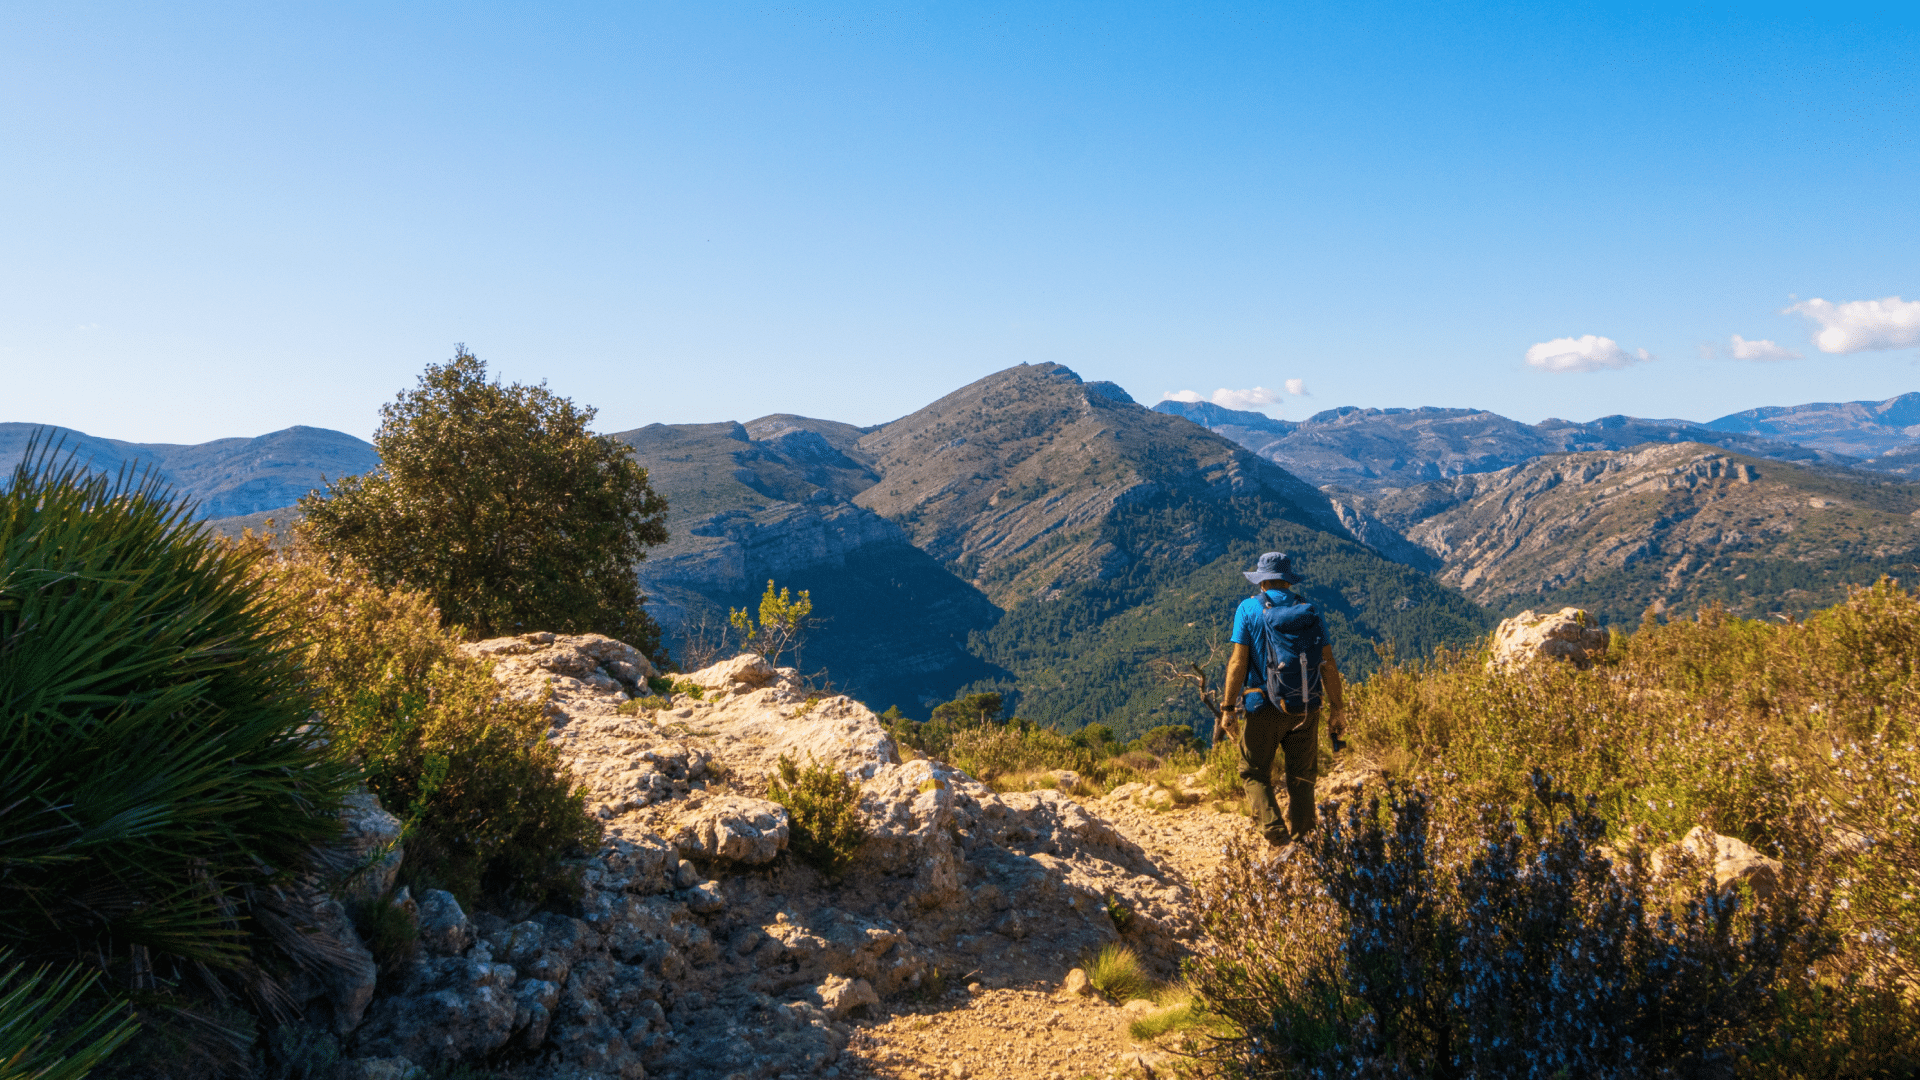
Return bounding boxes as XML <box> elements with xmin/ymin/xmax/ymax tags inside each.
<box><xmin>1250</xmin><ymin>591</ymin><xmax>1327</xmax><ymax>714</ymax></box>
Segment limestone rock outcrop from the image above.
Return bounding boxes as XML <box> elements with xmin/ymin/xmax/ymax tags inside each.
<box><xmin>1489</xmin><ymin>607</ymin><xmax>1611</xmax><ymax>669</ymax></box>
<box><xmin>461</xmin><ymin>632</ymin><xmax>660</xmax><ymax>724</ymax></box>
<box><xmin>669</xmin><ymin>796</ymin><xmax>789</xmax><ymax>865</ymax></box>
<box><xmin>329</xmin><ymin>790</ymin><xmax>405</xmax><ymax>904</ymax></box>
<box><xmin>315</xmin><ymin>636</ymin><xmax>1195</xmax><ymax>1080</ymax></box>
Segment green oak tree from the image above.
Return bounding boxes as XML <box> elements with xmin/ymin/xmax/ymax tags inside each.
<box><xmin>301</xmin><ymin>349</ymin><xmax>669</xmax><ymax>655</ymax></box>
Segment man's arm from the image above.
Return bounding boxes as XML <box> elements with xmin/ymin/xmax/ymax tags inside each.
<box><xmin>1321</xmin><ymin>645</ymin><xmax>1344</xmax><ymax>710</ymax></box>
<box><xmin>1218</xmin><ymin>642</ymin><xmax>1253</xmax><ymax>744</ymax></box>
<box><xmin>1224</xmin><ymin>642</ymin><xmax>1253</xmax><ymax>709</ymax></box>
<box><xmin>1321</xmin><ymin>644</ymin><xmax>1347</xmax><ymax>746</ymax></box>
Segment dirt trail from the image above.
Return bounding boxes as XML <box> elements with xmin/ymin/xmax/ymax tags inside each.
<box><xmin>837</xmin><ymin>796</ymin><xmax>1261</xmax><ymax>1080</ymax></box>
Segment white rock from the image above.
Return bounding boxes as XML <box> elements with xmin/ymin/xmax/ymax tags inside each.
<box><xmin>337</xmin><ymin>1058</ymin><xmax>423</xmax><ymax>1080</ymax></box>
<box><xmin>331</xmin><ymin>790</ymin><xmax>405</xmax><ymax>904</ymax></box>
<box><xmin>669</xmin><ymin>796</ymin><xmax>790</xmax><ymax>864</ymax></box>
<box><xmin>683</xmin><ymin>879</ymin><xmax>726</xmax><ymax>914</ymax></box>
<box><xmin>814</xmin><ymin>973</ymin><xmax>879</xmax><ymax>1019</ymax></box>
<box><xmin>684</xmin><ymin>652</ymin><xmax>777</xmax><ymax>694</ymax></box>
<box><xmin>1490</xmin><ymin>607</ymin><xmax>1610</xmax><ymax>669</ymax></box>
<box><xmin>415</xmin><ymin>889</ymin><xmax>472</xmax><ymax>956</ymax></box>
<box><xmin>1682</xmin><ymin>826</ymin><xmax>1782</xmax><ymax>900</ymax></box>
<box><xmin>307</xmin><ymin>893</ymin><xmax>378</xmax><ymax>1034</ymax></box>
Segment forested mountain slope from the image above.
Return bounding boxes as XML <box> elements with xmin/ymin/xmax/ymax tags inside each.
<box><xmin>851</xmin><ymin>364</ymin><xmax>1488</xmax><ymax>729</ymax></box>
<box><xmin>620</xmin><ymin>364</ymin><xmax>1490</xmax><ymax>734</ymax></box>
<box><xmin>608</xmin><ymin>418</ymin><xmax>1002</xmax><ymax>715</ymax></box>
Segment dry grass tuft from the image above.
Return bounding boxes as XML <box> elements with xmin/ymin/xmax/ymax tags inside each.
<box><xmin>1083</xmin><ymin>943</ymin><xmax>1153</xmax><ymax>1002</ymax></box>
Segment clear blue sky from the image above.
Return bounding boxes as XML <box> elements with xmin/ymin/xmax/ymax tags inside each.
<box><xmin>4</xmin><ymin>2</ymin><xmax>1916</xmax><ymax>443</ymax></box>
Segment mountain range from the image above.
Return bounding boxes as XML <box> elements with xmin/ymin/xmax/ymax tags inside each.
<box><xmin>1358</xmin><ymin>443</ymin><xmax>1920</xmax><ymax>625</ymax></box>
<box><xmin>1150</xmin><ymin>400</ymin><xmax>1871</xmax><ymax>491</ymax></box>
<box><xmin>610</xmin><ymin>365</ymin><xmax>1483</xmax><ymax>729</ymax></box>
<box><xmin>0</xmin><ymin>423</ymin><xmax>378</xmax><ymax>519</ymax></box>
<box><xmin>13</xmin><ymin>382</ymin><xmax>1920</xmax><ymax>734</ymax></box>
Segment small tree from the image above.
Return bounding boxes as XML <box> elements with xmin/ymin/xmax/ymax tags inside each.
<box><xmin>729</xmin><ymin>579</ymin><xmax>814</xmax><ymax>667</ymax></box>
<box><xmin>300</xmin><ymin>349</ymin><xmax>669</xmax><ymax>655</ymax></box>
<box><xmin>930</xmin><ymin>692</ymin><xmax>1005</xmax><ymax>727</ymax></box>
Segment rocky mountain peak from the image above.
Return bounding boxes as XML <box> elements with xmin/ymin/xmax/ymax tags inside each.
<box><xmin>851</xmin><ymin>363</ymin><xmax>1344</xmax><ymax>604</ymax></box>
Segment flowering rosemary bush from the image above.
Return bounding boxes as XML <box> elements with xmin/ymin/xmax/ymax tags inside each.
<box><xmin>1189</xmin><ymin>772</ymin><xmax>1810</xmax><ymax>1078</ymax></box>
<box><xmin>1305</xmin><ymin>581</ymin><xmax>1920</xmax><ymax>1075</ymax></box>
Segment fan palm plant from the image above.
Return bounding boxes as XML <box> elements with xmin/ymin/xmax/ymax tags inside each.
<box><xmin>0</xmin><ymin>435</ymin><xmax>354</xmax><ymax>993</ymax></box>
<box><xmin>0</xmin><ymin>953</ymin><xmax>139</xmax><ymax>1080</ymax></box>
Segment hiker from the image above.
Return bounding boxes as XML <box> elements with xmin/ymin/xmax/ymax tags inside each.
<box><xmin>1221</xmin><ymin>551</ymin><xmax>1345</xmax><ymax>846</ymax></box>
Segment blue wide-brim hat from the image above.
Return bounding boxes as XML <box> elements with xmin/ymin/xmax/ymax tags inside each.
<box><xmin>1242</xmin><ymin>551</ymin><xmax>1301</xmax><ymax>585</ymax></box>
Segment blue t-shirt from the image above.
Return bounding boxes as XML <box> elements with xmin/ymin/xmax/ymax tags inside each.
<box><xmin>1230</xmin><ymin>589</ymin><xmax>1331</xmax><ymax>710</ymax></box>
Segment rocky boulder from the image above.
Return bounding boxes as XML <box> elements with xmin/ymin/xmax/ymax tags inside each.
<box><xmin>670</xmin><ymin>796</ymin><xmax>790</xmax><ymax>865</ymax></box>
<box><xmin>461</xmin><ymin>632</ymin><xmax>660</xmax><ymax>724</ymax></box>
<box><xmin>1490</xmin><ymin>607</ymin><xmax>1611</xmax><ymax>669</ymax></box>
<box><xmin>1678</xmin><ymin>826</ymin><xmax>1783</xmax><ymax>900</ymax></box>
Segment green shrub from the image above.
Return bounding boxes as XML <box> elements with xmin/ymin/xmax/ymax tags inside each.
<box><xmin>1189</xmin><ymin>772</ymin><xmax>1811</xmax><ymax>1078</ymax></box>
<box><xmin>1082</xmin><ymin>943</ymin><xmax>1153</xmax><ymax>1002</ymax></box>
<box><xmin>1072</xmin><ymin>722</ymin><xmax>1119</xmax><ymax>749</ymax></box>
<box><xmin>728</xmin><ymin>579</ymin><xmax>815</xmax><ymax>668</ymax></box>
<box><xmin>931</xmin><ymin>691</ymin><xmax>1005</xmax><ymax>726</ymax></box>
<box><xmin>1126</xmin><ymin>988</ymin><xmax>1230</xmax><ymax>1042</ymax></box>
<box><xmin>0</xmin><ymin>954</ymin><xmax>140</xmax><ymax>1080</ymax></box>
<box><xmin>767</xmin><ymin>755</ymin><xmax>866</xmax><ymax>878</ymax></box>
<box><xmin>299</xmin><ymin>349</ymin><xmax>669</xmax><ymax>657</ymax></box>
<box><xmin>0</xmin><ymin>445</ymin><xmax>354</xmax><ymax>975</ymax></box>
<box><xmin>257</xmin><ymin>549</ymin><xmax>601</xmax><ymax>910</ymax></box>
<box><xmin>1347</xmin><ymin>585</ymin><xmax>1920</xmax><ymax>1020</ymax></box>
<box><xmin>1129</xmin><ymin>724</ymin><xmax>1198</xmax><ymax>757</ymax></box>
<box><xmin>350</xmin><ymin>891</ymin><xmax>421</xmax><ymax>977</ymax></box>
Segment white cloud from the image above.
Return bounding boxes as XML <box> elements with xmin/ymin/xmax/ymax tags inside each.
<box><xmin>1786</xmin><ymin>295</ymin><xmax>1920</xmax><ymax>354</ymax></box>
<box><xmin>1284</xmin><ymin>378</ymin><xmax>1309</xmax><ymax>396</ymax></box>
<box><xmin>1211</xmin><ymin>386</ymin><xmax>1279</xmax><ymax>410</ymax></box>
<box><xmin>1728</xmin><ymin>334</ymin><xmax>1801</xmax><ymax>361</ymax></box>
<box><xmin>1160</xmin><ymin>386</ymin><xmax>1287</xmax><ymax>411</ymax></box>
<box><xmin>1523</xmin><ymin>334</ymin><xmax>1647</xmax><ymax>373</ymax></box>
<box><xmin>1696</xmin><ymin>343</ymin><xmax>1721</xmax><ymax>360</ymax></box>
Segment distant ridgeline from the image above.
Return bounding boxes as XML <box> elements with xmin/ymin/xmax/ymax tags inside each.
<box><xmin>1157</xmin><ymin>393</ymin><xmax>1920</xmax><ymax>628</ymax></box>
<box><xmin>18</xmin><ymin>379</ymin><xmax>1920</xmax><ymax>738</ymax></box>
<box><xmin>0</xmin><ymin>423</ymin><xmax>377</xmax><ymax>520</ymax></box>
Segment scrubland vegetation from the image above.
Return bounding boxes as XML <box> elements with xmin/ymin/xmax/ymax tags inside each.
<box><xmin>892</xmin><ymin>587</ymin><xmax>1920</xmax><ymax>1076</ymax></box>
<box><xmin>253</xmin><ymin>542</ymin><xmax>602</xmax><ymax>911</ymax></box>
<box><xmin>1177</xmin><ymin>587</ymin><xmax>1920</xmax><ymax>1078</ymax></box>
<box><xmin>886</xmin><ymin>697</ymin><xmax>1240</xmax><ymax>803</ymax></box>
<box><xmin>5</xmin><ymin>353</ymin><xmax>638</xmax><ymax>1078</ymax></box>
<box><xmin>12</xmin><ymin>355</ymin><xmax>1920</xmax><ymax>1077</ymax></box>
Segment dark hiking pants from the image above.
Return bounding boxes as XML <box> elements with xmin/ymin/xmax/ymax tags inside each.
<box><xmin>1239</xmin><ymin>703</ymin><xmax>1319</xmax><ymax>845</ymax></box>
